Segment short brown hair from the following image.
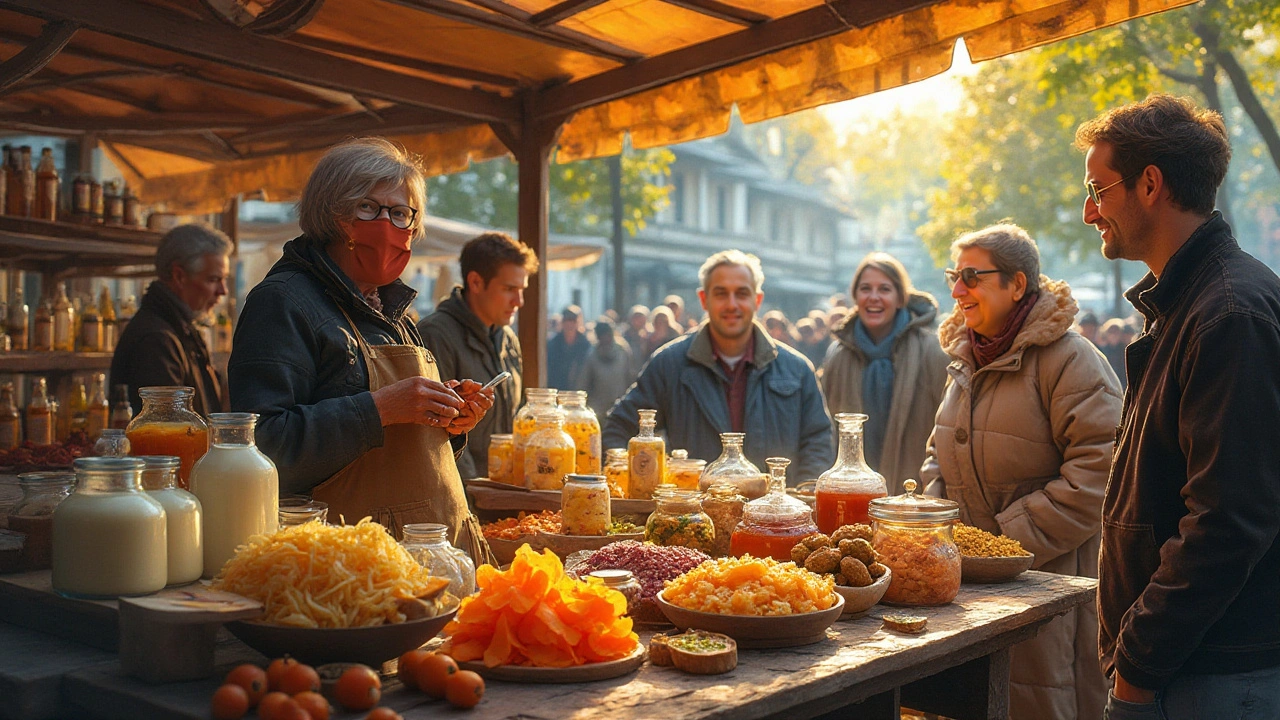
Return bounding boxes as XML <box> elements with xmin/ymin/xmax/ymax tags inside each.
<box><xmin>851</xmin><ymin>252</ymin><xmax>913</xmax><ymax>306</ymax></box>
<box><xmin>459</xmin><ymin>232</ymin><xmax>539</xmax><ymax>286</ymax></box>
<box><xmin>1075</xmin><ymin>94</ymin><xmax>1230</xmax><ymax>216</ymax></box>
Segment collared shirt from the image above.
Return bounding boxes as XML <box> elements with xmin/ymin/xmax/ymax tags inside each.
<box><xmin>712</xmin><ymin>332</ymin><xmax>755</xmax><ymax>432</ymax></box>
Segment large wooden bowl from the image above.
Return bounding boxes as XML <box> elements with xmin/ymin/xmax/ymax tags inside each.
<box><xmin>655</xmin><ymin>591</ymin><xmax>844</xmax><ymax>648</ymax></box>
<box><xmin>226</xmin><ymin>603</ymin><xmax>457</xmax><ymax>667</ymax></box>
<box><xmin>961</xmin><ymin>553</ymin><xmax>1035</xmax><ymax>583</ymax></box>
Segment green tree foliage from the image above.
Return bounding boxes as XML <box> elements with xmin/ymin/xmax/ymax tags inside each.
<box><xmin>426</xmin><ymin>148</ymin><xmax>674</xmax><ymax>237</ymax></box>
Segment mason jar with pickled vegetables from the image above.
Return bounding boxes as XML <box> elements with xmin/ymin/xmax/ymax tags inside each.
<box><xmin>524</xmin><ymin>410</ymin><xmax>576</xmax><ymax>491</ymax></box>
<box><xmin>559</xmin><ymin>391</ymin><xmax>601</xmax><ymax>475</ymax></box>
<box><xmin>512</xmin><ymin>389</ymin><xmax>561</xmax><ymax>488</ymax></box>
<box><xmin>487</xmin><ymin>433</ymin><xmax>515</xmax><ymax>485</ymax></box>
<box><xmin>869</xmin><ymin>479</ymin><xmax>961</xmax><ymax>607</ymax></box>
<box><xmin>561</xmin><ymin>474</ymin><xmax>610</xmax><ymax>536</ymax></box>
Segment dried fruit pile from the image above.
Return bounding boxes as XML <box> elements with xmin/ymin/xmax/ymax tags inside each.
<box><xmin>790</xmin><ymin>524</ymin><xmax>888</xmax><ymax>588</ymax></box>
<box><xmin>443</xmin><ymin>545</ymin><xmax>639</xmax><ymax>668</ymax></box>
<box><xmin>568</xmin><ymin>540</ymin><xmax>710</xmax><ymax>622</ymax></box>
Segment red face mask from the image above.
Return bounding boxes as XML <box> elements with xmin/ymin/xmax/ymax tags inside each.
<box><xmin>341</xmin><ymin>218</ymin><xmax>412</xmax><ymax>286</ymax></box>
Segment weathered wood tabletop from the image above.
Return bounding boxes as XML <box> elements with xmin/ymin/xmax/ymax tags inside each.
<box><xmin>0</xmin><ymin>570</ymin><xmax>1095</xmax><ymax>720</ymax></box>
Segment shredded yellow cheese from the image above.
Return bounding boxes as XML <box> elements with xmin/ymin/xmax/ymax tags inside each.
<box><xmin>211</xmin><ymin>518</ymin><xmax>442</xmax><ymax>628</ymax></box>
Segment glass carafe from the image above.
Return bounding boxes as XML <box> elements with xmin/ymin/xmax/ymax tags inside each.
<box><xmin>815</xmin><ymin>413</ymin><xmax>888</xmax><ymax>534</ymax></box>
<box><xmin>559</xmin><ymin>390</ymin><xmax>602</xmax><ymax>474</ymax></box>
<box><xmin>603</xmin><ymin>447</ymin><xmax>628</xmax><ymax>498</ymax></box>
<box><xmin>126</xmin><ymin>386</ymin><xmax>208</xmax><ymax>488</ymax></box>
<box><xmin>699</xmin><ymin>432</ymin><xmax>766</xmax><ymax>499</ymax></box>
<box><xmin>512</xmin><ymin>388</ymin><xmax>560</xmax><ymax>488</ymax></box>
<box><xmin>401</xmin><ymin>522</ymin><xmax>475</xmax><ymax>598</ymax></box>
<box><xmin>667</xmin><ymin>449</ymin><xmax>706</xmax><ymax>490</ymax></box>
<box><xmin>870</xmin><ymin>479</ymin><xmax>961</xmax><ymax>606</ymax></box>
<box><xmin>189</xmin><ymin>413</ymin><xmax>278</xmax><ymax>579</ymax></box>
<box><xmin>645</xmin><ymin>487</ymin><xmax>715</xmax><ymax>554</ymax></box>
<box><xmin>730</xmin><ymin>457</ymin><xmax>819</xmax><ymax>561</ymax></box>
<box><xmin>627</xmin><ymin>409</ymin><xmax>666</xmax><ymax>499</ymax></box>
<box><xmin>52</xmin><ymin>457</ymin><xmax>167</xmax><ymax>598</ymax></box>
<box><xmin>140</xmin><ymin>455</ymin><xmax>203</xmax><ymax>586</ymax></box>
<box><xmin>523</xmin><ymin>410</ymin><xmax>576</xmax><ymax>491</ymax></box>
<box><xmin>7</xmin><ymin>471</ymin><xmax>74</xmax><ymax>569</ymax></box>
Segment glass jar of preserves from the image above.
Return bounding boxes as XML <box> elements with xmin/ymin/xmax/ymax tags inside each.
<box><xmin>487</xmin><ymin>433</ymin><xmax>515</xmax><ymax>485</ymax></box>
<box><xmin>52</xmin><ymin>457</ymin><xmax>167</xmax><ymax>598</ymax></box>
<box><xmin>699</xmin><ymin>432</ymin><xmax>766</xmax><ymax>499</ymax></box>
<box><xmin>401</xmin><ymin>522</ymin><xmax>475</xmax><ymax>598</ymax></box>
<box><xmin>278</xmin><ymin>496</ymin><xmax>329</xmax><ymax>526</ymax></box>
<box><xmin>524</xmin><ymin>410</ymin><xmax>576</xmax><ymax>491</ymax></box>
<box><xmin>603</xmin><ymin>447</ymin><xmax>629</xmax><ymax>498</ymax></box>
<box><xmin>139</xmin><ymin>455</ymin><xmax>202</xmax><ymax>586</ymax></box>
<box><xmin>869</xmin><ymin>479</ymin><xmax>961</xmax><ymax>607</ymax></box>
<box><xmin>588</xmin><ymin>569</ymin><xmax>642</xmax><ymax>618</ymax></box>
<box><xmin>126</xmin><ymin>386</ymin><xmax>209</xmax><ymax>489</ymax></box>
<box><xmin>559</xmin><ymin>391</ymin><xmax>602</xmax><ymax>474</ymax></box>
<box><xmin>512</xmin><ymin>388</ymin><xmax>561</xmax><ymax>488</ymax></box>
<box><xmin>645</xmin><ymin>487</ymin><xmax>715</xmax><ymax>554</ymax></box>
<box><xmin>700</xmin><ymin>483</ymin><xmax>746</xmax><ymax>557</ymax></box>
<box><xmin>189</xmin><ymin>413</ymin><xmax>278</xmax><ymax>579</ymax></box>
<box><xmin>6</xmin><ymin>471</ymin><xmax>74</xmax><ymax>569</ymax></box>
<box><xmin>628</xmin><ymin>409</ymin><xmax>665</xmax><ymax>499</ymax></box>
<box><xmin>730</xmin><ymin>457</ymin><xmax>818</xmax><ymax>561</ymax></box>
<box><xmin>561</xmin><ymin>474</ymin><xmax>610</xmax><ymax>536</ymax></box>
<box><xmin>666</xmin><ymin>449</ymin><xmax>706</xmax><ymax>490</ymax></box>
<box><xmin>815</xmin><ymin>413</ymin><xmax>887</xmax><ymax>534</ymax></box>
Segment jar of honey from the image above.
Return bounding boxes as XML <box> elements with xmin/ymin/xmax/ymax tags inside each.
<box><xmin>512</xmin><ymin>388</ymin><xmax>560</xmax><ymax>488</ymax></box>
<box><xmin>488</xmin><ymin>433</ymin><xmax>515</xmax><ymax>485</ymax></box>
<box><xmin>559</xmin><ymin>391</ymin><xmax>601</xmax><ymax>475</ymax></box>
<box><xmin>126</xmin><ymin>387</ymin><xmax>208</xmax><ymax>489</ymax></box>
<box><xmin>730</xmin><ymin>457</ymin><xmax>818</xmax><ymax>561</ymax></box>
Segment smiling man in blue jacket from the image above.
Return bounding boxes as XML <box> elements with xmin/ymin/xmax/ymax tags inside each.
<box><xmin>602</xmin><ymin>250</ymin><xmax>834</xmax><ymax>483</ymax></box>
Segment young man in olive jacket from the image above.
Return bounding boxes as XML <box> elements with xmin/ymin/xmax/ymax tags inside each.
<box><xmin>1079</xmin><ymin>95</ymin><xmax>1280</xmax><ymax>719</ymax></box>
<box><xmin>417</xmin><ymin>232</ymin><xmax>538</xmax><ymax>479</ymax></box>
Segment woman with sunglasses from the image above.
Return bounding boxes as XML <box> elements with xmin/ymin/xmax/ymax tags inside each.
<box><xmin>228</xmin><ymin>137</ymin><xmax>495</xmax><ymax>563</ymax></box>
<box><xmin>921</xmin><ymin>223</ymin><xmax>1121</xmax><ymax>720</ymax></box>
<box><xmin>820</xmin><ymin>252</ymin><xmax>948</xmax><ymax>494</ymax></box>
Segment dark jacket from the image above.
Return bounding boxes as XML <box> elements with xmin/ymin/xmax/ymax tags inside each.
<box><xmin>1100</xmin><ymin>213</ymin><xmax>1280</xmax><ymax>689</ymax></box>
<box><xmin>110</xmin><ymin>281</ymin><xmax>229</xmax><ymax>417</ymax></box>
<box><xmin>602</xmin><ymin>323</ymin><xmax>833</xmax><ymax>482</ymax></box>
<box><xmin>228</xmin><ymin>236</ymin><xmax>463</xmax><ymax>496</ymax></box>
<box><xmin>546</xmin><ymin>331</ymin><xmax>592</xmax><ymax>390</ymax></box>
<box><xmin>416</xmin><ymin>287</ymin><xmax>522</xmax><ymax>479</ymax></box>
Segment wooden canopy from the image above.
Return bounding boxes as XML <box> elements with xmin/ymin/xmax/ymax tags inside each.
<box><xmin>0</xmin><ymin>0</ymin><xmax>1195</xmax><ymax>384</ymax></box>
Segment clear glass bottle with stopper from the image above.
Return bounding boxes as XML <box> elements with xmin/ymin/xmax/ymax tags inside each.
<box><xmin>699</xmin><ymin>432</ymin><xmax>766</xmax><ymax>499</ymax></box>
<box><xmin>627</xmin><ymin>409</ymin><xmax>666</xmax><ymax>499</ymax></box>
<box><xmin>730</xmin><ymin>457</ymin><xmax>819</xmax><ymax>561</ymax></box>
<box><xmin>816</xmin><ymin>413</ymin><xmax>887</xmax><ymax>533</ymax></box>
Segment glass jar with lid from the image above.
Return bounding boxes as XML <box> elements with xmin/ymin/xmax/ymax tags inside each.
<box><xmin>524</xmin><ymin>410</ymin><xmax>576</xmax><ymax>491</ymax></box>
<box><xmin>140</xmin><ymin>455</ymin><xmax>203</xmax><ymax>586</ymax></box>
<box><xmin>559</xmin><ymin>391</ymin><xmax>602</xmax><ymax>474</ymax></box>
<box><xmin>189</xmin><ymin>413</ymin><xmax>278</xmax><ymax>579</ymax></box>
<box><xmin>869</xmin><ymin>479</ymin><xmax>961</xmax><ymax>606</ymax></box>
<box><xmin>730</xmin><ymin>457</ymin><xmax>819</xmax><ymax>561</ymax></box>
<box><xmin>401</xmin><ymin>522</ymin><xmax>475</xmax><ymax>598</ymax></box>
<box><xmin>512</xmin><ymin>388</ymin><xmax>561</xmax><ymax>488</ymax></box>
<box><xmin>701</xmin><ymin>483</ymin><xmax>746</xmax><ymax>557</ymax></box>
<box><xmin>6</xmin><ymin>471</ymin><xmax>75</xmax><ymax>569</ymax></box>
<box><xmin>94</xmin><ymin>428</ymin><xmax>131</xmax><ymax>457</ymax></box>
<box><xmin>588</xmin><ymin>569</ymin><xmax>642</xmax><ymax>617</ymax></box>
<box><xmin>561</xmin><ymin>474</ymin><xmax>610</xmax><ymax>536</ymax></box>
<box><xmin>699</xmin><ymin>432</ymin><xmax>766</xmax><ymax>499</ymax></box>
<box><xmin>645</xmin><ymin>487</ymin><xmax>715</xmax><ymax>554</ymax></box>
<box><xmin>278</xmin><ymin>497</ymin><xmax>329</xmax><ymax>526</ymax></box>
<box><xmin>52</xmin><ymin>457</ymin><xmax>168</xmax><ymax>598</ymax></box>
<box><xmin>487</xmin><ymin>433</ymin><xmax>515</xmax><ymax>485</ymax></box>
<box><xmin>125</xmin><ymin>386</ymin><xmax>209</xmax><ymax>489</ymax></box>
<box><xmin>603</xmin><ymin>448</ymin><xmax>629</xmax><ymax>498</ymax></box>
<box><xmin>627</xmin><ymin>409</ymin><xmax>666</xmax><ymax>499</ymax></box>
<box><xmin>667</xmin><ymin>449</ymin><xmax>706</xmax><ymax>491</ymax></box>
<box><xmin>815</xmin><ymin>413</ymin><xmax>887</xmax><ymax>533</ymax></box>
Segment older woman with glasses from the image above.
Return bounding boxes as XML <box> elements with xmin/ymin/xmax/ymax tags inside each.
<box><xmin>922</xmin><ymin>223</ymin><xmax>1121</xmax><ymax>720</ymax></box>
<box><xmin>229</xmin><ymin>137</ymin><xmax>494</xmax><ymax>562</ymax></box>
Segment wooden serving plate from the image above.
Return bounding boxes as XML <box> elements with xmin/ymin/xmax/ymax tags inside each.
<box><xmin>456</xmin><ymin>644</ymin><xmax>646</xmax><ymax>683</ymax></box>
<box><xmin>655</xmin><ymin>591</ymin><xmax>845</xmax><ymax>649</ymax></box>
<box><xmin>961</xmin><ymin>553</ymin><xmax>1035</xmax><ymax>583</ymax></box>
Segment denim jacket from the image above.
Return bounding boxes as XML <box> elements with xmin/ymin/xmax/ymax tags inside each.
<box><xmin>601</xmin><ymin>323</ymin><xmax>833</xmax><ymax>481</ymax></box>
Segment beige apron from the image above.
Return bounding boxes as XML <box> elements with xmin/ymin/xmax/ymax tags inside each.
<box><xmin>312</xmin><ymin>307</ymin><xmax>494</xmax><ymax>566</ymax></box>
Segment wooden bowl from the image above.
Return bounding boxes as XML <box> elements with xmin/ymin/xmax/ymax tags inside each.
<box><xmin>833</xmin><ymin>567</ymin><xmax>892</xmax><ymax>615</ymax></box>
<box><xmin>225</xmin><ymin>603</ymin><xmax>457</xmax><ymax>667</ymax></box>
<box><xmin>534</xmin><ymin>531</ymin><xmax>645</xmax><ymax>558</ymax></box>
<box><xmin>654</xmin><ymin>591</ymin><xmax>844</xmax><ymax>648</ymax></box>
<box><xmin>961</xmin><ymin>553</ymin><xmax>1035</xmax><ymax>583</ymax></box>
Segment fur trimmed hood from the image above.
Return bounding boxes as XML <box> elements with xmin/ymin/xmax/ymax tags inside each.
<box><xmin>938</xmin><ymin>276</ymin><xmax>1079</xmax><ymax>365</ymax></box>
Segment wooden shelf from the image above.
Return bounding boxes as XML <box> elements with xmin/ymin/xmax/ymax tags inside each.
<box><xmin>0</xmin><ymin>216</ymin><xmax>160</xmax><ymax>277</ymax></box>
<box><xmin>0</xmin><ymin>352</ymin><xmax>114</xmax><ymax>374</ymax></box>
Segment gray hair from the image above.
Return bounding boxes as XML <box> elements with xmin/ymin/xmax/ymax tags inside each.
<box><xmin>156</xmin><ymin>223</ymin><xmax>233</xmax><ymax>279</ymax></box>
<box><xmin>698</xmin><ymin>249</ymin><xmax>765</xmax><ymax>294</ymax></box>
<box><xmin>950</xmin><ymin>223</ymin><xmax>1041</xmax><ymax>295</ymax></box>
<box><xmin>297</xmin><ymin>137</ymin><xmax>428</xmax><ymax>246</ymax></box>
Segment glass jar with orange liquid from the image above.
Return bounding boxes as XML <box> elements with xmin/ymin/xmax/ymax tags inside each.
<box><xmin>729</xmin><ymin>457</ymin><xmax>818</xmax><ymax>561</ymax></box>
<box><xmin>814</xmin><ymin>413</ymin><xmax>887</xmax><ymax>534</ymax></box>
<box><xmin>559</xmin><ymin>390</ymin><xmax>602</xmax><ymax>475</ymax></box>
<box><xmin>512</xmin><ymin>388</ymin><xmax>560</xmax><ymax>487</ymax></box>
<box><xmin>125</xmin><ymin>386</ymin><xmax>208</xmax><ymax>489</ymax></box>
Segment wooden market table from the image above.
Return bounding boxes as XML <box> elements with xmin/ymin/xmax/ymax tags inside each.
<box><xmin>0</xmin><ymin>570</ymin><xmax>1095</xmax><ymax>720</ymax></box>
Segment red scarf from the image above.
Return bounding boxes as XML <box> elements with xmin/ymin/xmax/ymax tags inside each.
<box><xmin>969</xmin><ymin>292</ymin><xmax>1039</xmax><ymax>369</ymax></box>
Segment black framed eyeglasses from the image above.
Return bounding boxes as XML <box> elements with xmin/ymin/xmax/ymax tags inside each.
<box><xmin>1084</xmin><ymin>172</ymin><xmax>1140</xmax><ymax>205</ymax></box>
<box><xmin>945</xmin><ymin>267</ymin><xmax>1002</xmax><ymax>289</ymax></box>
<box><xmin>355</xmin><ymin>198</ymin><xmax>418</xmax><ymax>229</ymax></box>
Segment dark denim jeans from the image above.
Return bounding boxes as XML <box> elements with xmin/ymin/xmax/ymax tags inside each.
<box><xmin>1104</xmin><ymin>665</ymin><xmax>1280</xmax><ymax>720</ymax></box>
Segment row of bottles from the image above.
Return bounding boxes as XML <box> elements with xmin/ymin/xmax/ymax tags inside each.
<box><xmin>0</xmin><ymin>375</ymin><xmax>131</xmax><ymax>449</ymax></box>
<box><xmin>4</xmin><ymin>284</ymin><xmax>132</xmax><ymax>353</ymax></box>
<box><xmin>1</xmin><ymin>143</ymin><xmax>142</xmax><ymax>226</ymax></box>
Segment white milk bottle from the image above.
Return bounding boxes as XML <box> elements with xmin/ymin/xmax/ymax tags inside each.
<box><xmin>52</xmin><ymin>457</ymin><xmax>167</xmax><ymax>598</ymax></box>
<box><xmin>140</xmin><ymin>455</ymin><xmax>203</xmax><ymax>585</ymax></box>
<box><xmin>190</xmin><ymin>413</ymin><xmax>278</xmax><ymax>579</ymax></box>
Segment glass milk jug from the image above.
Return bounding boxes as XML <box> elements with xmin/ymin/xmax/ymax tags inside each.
<box><xmin>189</xmin><ymin>413</ymin><xmax>278</xmax><ymax>579</ymax></box>
<box><xmin>815</xmin><ymin>413</ymin><xmax>887</xmax><ymax>534</ymax></box>
<box><xmin>140</xmin><ymin>455</ymin><xmax>203</xmax><ymax>586</ymax></box>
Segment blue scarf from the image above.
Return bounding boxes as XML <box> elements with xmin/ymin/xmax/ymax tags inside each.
<box><xmin>853</xmin><ymin>308</ymin><xmax>910</xmax><ymax>470</ymax></box>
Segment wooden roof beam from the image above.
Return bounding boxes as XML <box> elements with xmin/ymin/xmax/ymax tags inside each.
<box><xmin>661</xmin><ymin>0</ymin><xmax>768</xmax><ymax>26</ymax></box>
<box><xmin>529</xmin><ymin>0</ymin><xmax>609</xmax><ymax>27</ymax></box>
<box><xmin>0</xmin><ymin>20</ymin><xmax>79</xmax><ymax>91</ymax></box>
<box><xmin>286</xmin><ymin>34</ymin><xmax>523</xmax><ymax>89</ymax></box>
<box><xmin>0</xmin><ymin>0</ymin><xmax>520</xmax><ymax>123</ymax></box>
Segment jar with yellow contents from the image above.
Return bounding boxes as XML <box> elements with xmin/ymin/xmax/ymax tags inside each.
<box><xmin>487</xmin><ymin>433</ymin><xmax>515</xmax><ymax>485</ymax></box>
<box><xmin>512</xmin><ymin>388</ymin><xmax>561</xmax><ymax>488</ymax></box>
<box><xmin>561</xmin><ymin>474</ymin><xmax>611</xmax><ymax>536</ymax></box>
<box><xmin>628</xmin><ymin>409</ymin><xmax>665</xmax><ymax>499</ymax></box>
<box><xmin>559</xmin><ymin>390</ymin><xmax>602</xmax><ymax>475</ymax></box>
<box><xmin>603</xmin><ymin>447</ymin><xmax>629</xmax><ymax>498</ymax></box>
<box><xmin>666</xmin><ymin>449</ymin><xmax>706</xmax><ymax>490</ymax></box>
<box><xmin>523</xmin><ymin>409</ymin><xmax>576</xmax><ymax>491</ymax></box>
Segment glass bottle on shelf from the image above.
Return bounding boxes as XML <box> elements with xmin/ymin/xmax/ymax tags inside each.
<box><xmin>627</xmin><ymin>409</ymin><xmax>666</xmax><ymax>499</ymax></box>
<box><xmin>870</xmin><ymin>479</ymin><xmax>962</xmax><ymax>607</ymax></box>
<box><xmin>67</xmin><ymin>379</ymin><xmax>89</xmax><ymax>439</ymax></box>
<box><xmin>730</xmin><ymin>457</ymin><xmax>819</xmax><ymax>561</ymax></box>
<box><xmin>33</xmin><ymin>148</ymin><xmax>58</xmax><ymax>222</ymax></box>
<box><xmin>511</xmin><ymin>388</ymin><xmax>560</xmax><ymax>488</ymax></box>
<box><xmin>86</xmin><ymin>373</ymin><xmax>109</xmax><ymax>440</ymax></box>
<box><xmin>99</xmin><ymin>286</ymin><xmax>117</xmax><ymax>353</ymax></box>
<box><xmin>401</xmin><ymin>522</ymin><xmax>475</xmax><ymax>598</ymax></box>
<box><xmin>8</xmin><ymin>286</ymin><xmax>28</xmax><ymax>351</ymax></box>
<box><xmin>79</xmin><ymin>300</ymin><xmax>102</xmax><ymax>352</ymax></box>
<box><xmin>110</xmin><ymin>383</ymin><xmax>134</xmax><ymax>429</ymax></box>
<box><xmin>0</xmin><ymin>382</ymin><xmax>20</xmax><ymax>450</ymax></box>
<box><xmin>645</xmin><ymin>487</ymin><xmax>715</xmax><ymax>554</ymax></box>
<box><xmin>140</xmin><ymin>455</ymin><xmax>202</xmax><ymax>586</ymax></box>
<box><xmin>699</xmin><ymin>432</ymin><xmax>766</xmax><ymax>499</ymax></box>
<box><xmin>561</xmin><ymin>473</ymin><xmax>610</xmax><ymax>536</ymax></box>
<box><xmin>559</xmin><ymin>390</ymin><xmax>601</xmax><ymax>474</ymax></box>
<box><xmin>523</xmin><ymin>409</ymin><xmax>576</xmax><ymax>491</ymax></box>
<box><xmin>815</xmin><ymin>413</ymin><xmax>888</xmax><ymax>534</ymax></box>
<box><xmin>7</xmin><ymin>471</ymin><xmax>75</xmax><ymax>570</ymax></box>
<box><xmin>26</xmin><ymin>377</ymin><xmax>52</xmax><ymax>445</ymax></box>
<box><xmin>701</xmin><ymin>482</ymin><xmax>746</xmax><ymax>557</ymax></box>
<box><xmin>33</xmin><ymin>299</ymin><xmax>52</xmax><ymax>351</ymax></box>
<box><xmin>52</xmin><ymin>282</ymin><xmax>73</xmax><ymax>352</ymax></box>
<box><xmin>125</xmin><ymin>386</ymin><xmax>209</xmax><ymax>488</ymax></box>
<box><xmin>189</xmin><ymin>412</ymin><xmax>278</xmax><ymax>579</ymax></box>
<box><xmin>603</xmin><ymin>447</ymin><xmax>629</xmax><ymax>498</ymax></box>
<box><xmin>666</xmin><ymin>449</ymin><xmax>706</xmax><ymax>490</ymax></box>
<box><xmin>93</xmin><ymin>428</ymin><xmax>131</xmax><ymax>457</ymax></box>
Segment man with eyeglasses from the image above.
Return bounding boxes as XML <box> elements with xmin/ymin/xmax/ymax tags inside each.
<box><xmin>1079</xmin><ymin>95</ymin><xmax>1280</xmax><ymax>719</ymax></box>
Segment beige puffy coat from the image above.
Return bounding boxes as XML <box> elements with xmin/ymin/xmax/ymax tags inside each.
<box><xmin>921</xmin><ymin>278</ymin><xmax>1121</xmax><ymax>720</ymax></box>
